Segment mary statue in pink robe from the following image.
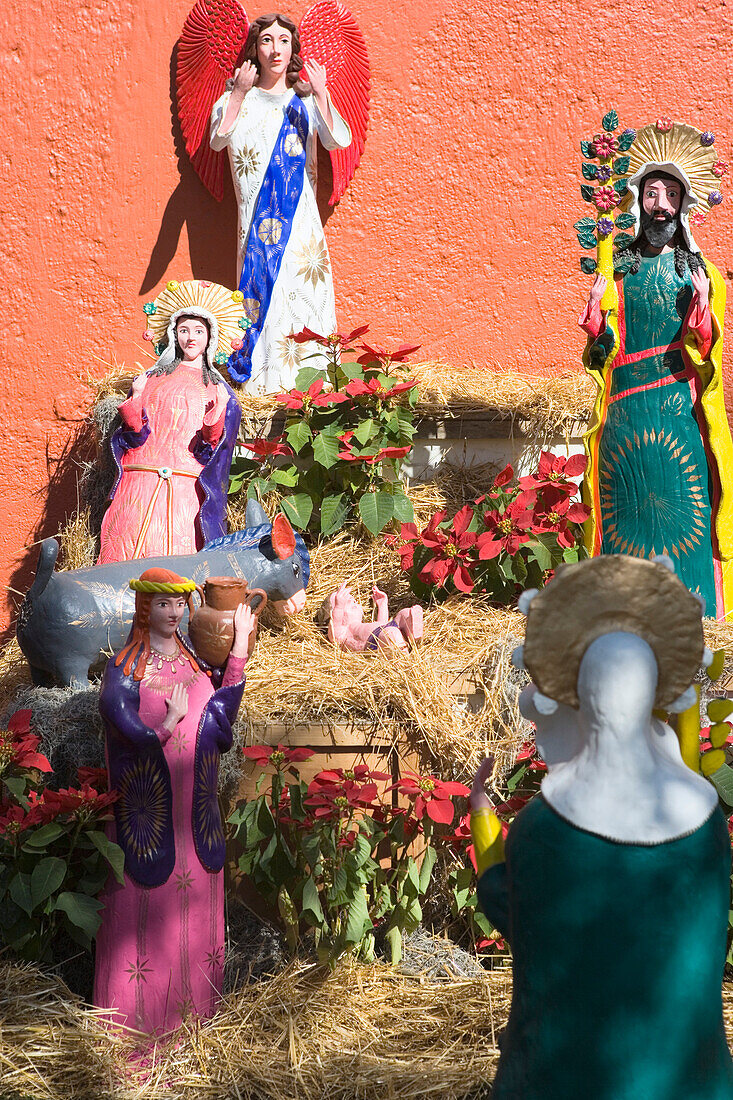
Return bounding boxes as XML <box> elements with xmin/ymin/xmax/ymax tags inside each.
<box><xmin>94</xmin><ymin>568</ymin><xmax>255</xmax><ymax>1035</ymax></box>
<box><xmin>99</xmin><ymin>283</ymin><xmax>243</xmax><ymax>564</ymax></box>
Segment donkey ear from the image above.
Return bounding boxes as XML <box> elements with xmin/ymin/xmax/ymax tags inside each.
<box><xmin>271</xmin><ymin>512</ymin><xmax>296</xmax><ymax>560</ymax></box>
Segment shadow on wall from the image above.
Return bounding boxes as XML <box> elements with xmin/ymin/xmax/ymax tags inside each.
<box><xmin>140</xmin><ymin>44</ymin><xmax>336</xmax><ymax>297</ymax></box>
<box><xmin>3</xmin><ymin>422</ymin><xmax>100</xmax><ymax>649</ymax></box>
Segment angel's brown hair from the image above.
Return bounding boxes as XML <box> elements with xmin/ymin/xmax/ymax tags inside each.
<box><xmin>115</xmin><ymin>568</ymin><xmax>201</xmax><ymax>682</ymax></box>
<box><xmin>238</xmin><ymin>13</ymin><xmax>310</xmax><ymax>97</ymax></box>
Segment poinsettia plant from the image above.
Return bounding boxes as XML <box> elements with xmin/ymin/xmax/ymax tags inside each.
<box><xmin>396</xmin><ymin>451</ymin><xmax>590</xmax><ymax>602</ymax></box>
<box><xmin>228</xmin><ymin>746</ymin><xmax>474</xmax><ymax>964</ymax></box>
<box><xmin>229</xmin><ymin>325</ymin><xmax>420</xmax><ymax>537</ymax></box>
<box><xmin>0</xmin><ymin>709</ymin><xmax>123</xmax><ymax>962</ymax></box>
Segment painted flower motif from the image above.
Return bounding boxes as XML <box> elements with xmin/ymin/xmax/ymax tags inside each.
<box><xmin>700</xmin><ymin>131</ymin><xmax>715</xmax><ymax>146</ymax></box>
<box><xmin>231</xmin><ymin>291</ymin><xmax>244</xmax><ymax>303</ymax></box>
<box><xmin>166</xmin><ymin>280</ymin><xmax>179</xmax><ymax>291</ymax></box>
<box><xmin>214</xmin><ymin>352</ymin><xmax>228</xmax><ymax>365</ymax></box>
<box><xmin>238</xmin><ymin>317</ymin><xmax>253</xmax><ymax>330</ymax></box>
<box><xmin>592</xmin><ymin>132</ymin><xmax>617</xmax><ymax>158</ymax></box>
<box><xmin>595</xmin><ymin>165</ymin><xmax>612</xmax><ymax>183</ymax></box>
<box><xmin>708</xmin><ymin>190</ymin><xmax>724</xmax><ymax>206</ymax></box>
<box><xmin>655</xmin><ymin>117</ymin><xmax>673</xmax><ymax>133</ymax></box>
<box><xmin>143</xmin><ymin>331</ymin><xmax>153</xmax><ymax>341</ymax></box>
<box><xmin>713</xmin><ymin>160</ymin><xmax>728</xmax><ymax>178</ymax></box>
<box><xmin>293</xmin><ymin>234</ymin><xmax>331</xmax><ymax>288</ymax></box>
<box><xmin>593</xmin><ymin>186</ymin><xmax>620</xmax><ymax>212</ymax></box>
<box><xmin>596</xmin><ymin>216</ymin><xmax>614</xmax><ymax>236</ymax></box>
<box><xmin>230</xmin><ymin>338</ymin><xmax>243</xmax><ymax>351</ymax></box>
<box><xmin>142</xmin><ymin>302</ymin><xmax>157</xmax><ymax>316</ymax></box>
<box><xmin>689</xmin><ymin>210</ymin><xmax>706</xmax><ymax>228</ymax></box>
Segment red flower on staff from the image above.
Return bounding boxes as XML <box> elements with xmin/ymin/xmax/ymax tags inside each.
<box><xmin>392</xmin><ymin>774</ymin><xmax>470</xmax><ymax>825</ymax></box>
<box><xmin>417</xmin><ymin>506</ymin><xmax>477</xmax><ymax>593</ymax></box>
<box><xmin>245</xmin><ymin>435</ymin><xmax>294</xmax><ymax>458</ymax></box>
<box><xmin>242</xmin><ymin>744</ymin><xmax>315</xmax><ymax>770</ymax></box>
<box><xmin>476</xmin><ymin>499</ymin><xmax>535</xmax><ymax>560</ymax></box>
<box><xmin>276</xmin><ymin>379</ymin><xmax>350</xmax><ymax>410</ymax></box>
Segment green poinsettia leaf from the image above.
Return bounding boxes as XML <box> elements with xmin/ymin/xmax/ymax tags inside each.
<box><xmin>320</xmin><ymin>492</ymin><xmax>350</xmax><ymax>536</ymax></box>
<box><xmin>284</xmin><ymin>419</ymin><xmax>313</xmax><ymax>455</ymax></box>
<box><xmin>601</xmin><ymin>109</ymin><xmax>619</xmax><ymax>133</ymax></box>
<box><xmin>580</xmin><ymin>139</ymin><xmax>595</xmax><ymax>159</ymax></box>
<box><xmin>53</xmin><ymin>891</ymin><xmax>104</xmax><ymax>938</ymax></box>
<box><xmin>312</xmin><ymin>430</ymin><xmax>340</xmax><ymax>470</ymax></box>
<box><xmin>580</xmin><ymin>183</ymin><xmax>595</xmax><ymax>202</ymax></box>
<box><xmin>581</xmin><ymin>162</ymin><xmax>598</xmax><ymax>180</ymax></box>
<box><xmin>615</xmin><ymin>212</ymin><xmax>636</xmax><ymax>229</ymax></box>
<box><xmin>280</xmin><ymin>493</ymin><xmax>314</xmax><ymax>530</ymax></box>
<box><xmin>580</xmin><ymin>257</ymin><xmax>598</xmax><ymax>274</ymax></box>
<box><xmin>577</xmin><ymin>230</ymin><xmax>597</xmax><ymax>249</ymax></box>
<box><xmin>613</xmin><ymin>232</ymin><xmax>635</xmax><ymax>251</ymax></box>
<box><xmin>358</xmin><ymin>491</ymin><xmax>394</xmax><ymax>535</ymax></box>
<box><xmin>612</xmin><ymin>156</ymin><xmax>630</xmax><ymax>176</ymax></box>
<box><xmin>391</xmin><ymin>492</ymin><xmax>414</xmax><ymax>523</ymax></box>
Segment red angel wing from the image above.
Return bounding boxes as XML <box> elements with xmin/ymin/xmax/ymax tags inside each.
<box><xmin>176</xmin><ymin>0</ymin><xmax>250</xmax><ymax>201</ymax></box>
<box><xmin>299</xmin><ymin>1</ymin><xmax>370</xmax><ymax>205</ymax></box>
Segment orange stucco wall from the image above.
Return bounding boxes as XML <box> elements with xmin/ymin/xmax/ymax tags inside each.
<box><xmin>2</xmin><ymin>0</ymin><xmax>733</xmax><ymax>631</ymax></box>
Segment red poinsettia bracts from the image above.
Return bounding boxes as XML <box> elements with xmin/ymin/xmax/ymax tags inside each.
<box><xmin>276</xmin><ymin>379</ymin><xmax>350</xmax><ymax>410</ymax></box>
<box><xmin>337</xmin><ymin>430</ymin><xmax>411</xmax><ymax>465</ymax></box>
<box><xmin>532</xmin><ymin>487</ymin><xmax>591</xmax><ymax>548</ymax></box>
<box><xmin>392</xmin><ymin>774</ymin><xmax>470</xmax><ymax>824</ymax></box>
<box><xmin>290</xmin><ymin>324</ymin><xmax>370</xmax><ymax>347</ymax></box>
<box><xmin>476</xmin><ymin>499</ymin><xmax>535</xmax><ymax>560</ymax></box>
<box><xmin>305</xmin><ymin>775</ymin><xmax>380</xmax><ymax>818</ymax></box>
<box><xmin>0</xmin><ymin>710</ymin><xmax>53</xmax><ymax>775</ymax></box>
<box><xmin>246</xmin><ymin>435</ymin><xmax>295</xmax><ymax>458</ymax></box>
<box><xmin>344</xmin><ymin>377</ymin><xmax>417</xmax><ymax>400</ymax></box>
<box><xmin>518</xmin><ymin>450</ymin><xmax>587</xmax><ymax>494</ymax></box>
<box><xmin>41</xmin><ymin>784</ymin><xmax>118</xmax><ymax>818</ymax></box>
<box><xmin>356</xmin><ymin>341</ymin><xmax>421</xmax><ymax>366</ymax></box>
<box><xmin>243</xmin><ymin>744</ymin><xmax>315</xmax><ymax>769</ymax></box>
<box><xmin>416</xmin><ymin>506</ymin><xmax>477</xmax><ymax>593</ymax></box>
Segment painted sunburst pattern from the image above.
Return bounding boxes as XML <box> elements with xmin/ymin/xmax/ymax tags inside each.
<box><xmin>293</xmin><ymin>234</ymin><xmax>330</xmax><ymax>288</ymax></box>
<box><xmin>233</xmin><ymin>146</ymin><xmax>260</xmax><ymax>179</ymax></box>
<box><xmin>194</xmin><ymin>749</ymin><xmax>223</xmax><ymax>854</ymax></box>
<box><xmin>118</xmin><ymin>757</ymin><xmax>168</xmax><ymax>861</ymax></box>
<box><xmin>599</xmin><ymin>426</ymin><xmax>711</xmax><ymax>562</ymax></box>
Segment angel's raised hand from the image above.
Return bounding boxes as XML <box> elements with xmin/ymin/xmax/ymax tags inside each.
<box><xmin>233</xmin><ymin>61</ymin><xmax>258</xmax><ymax>95</ymax></box>
<box><xmin>303</xmin><ymin>58</ymin><xmax>327</xmax><ymax>96</ymax></box>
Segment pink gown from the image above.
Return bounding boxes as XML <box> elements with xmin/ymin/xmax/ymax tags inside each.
<box><xmin>99</xmin><ymin>363</ymin><xmax>227</xmax><ymax>563</ymax></box>
<box><xmin>93</xmin><ymin>651</ymin><xmax>245</xmax><ymax>1034</ymax></box>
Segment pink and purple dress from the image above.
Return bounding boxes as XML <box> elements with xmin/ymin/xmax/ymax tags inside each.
<box><xmin>94</xmin><ymin>639</ymin><xmax>245</xmax><ymax>1035</ymax></box>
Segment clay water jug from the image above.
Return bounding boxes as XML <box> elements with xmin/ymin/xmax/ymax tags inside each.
<box><xmin>189</xmin><ymin>576</ymin><xmax>266</xmax><ymax>666</ymax></box>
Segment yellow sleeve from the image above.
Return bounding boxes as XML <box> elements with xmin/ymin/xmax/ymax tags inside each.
<box><xmin>470</xmin><ymin>807</ymin><xmax>505</xmax><ymax>877</ymax></box>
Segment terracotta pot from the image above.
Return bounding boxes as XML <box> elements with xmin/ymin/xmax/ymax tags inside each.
<box><xmin>189</xmin><ymin>576</ymin><xmax>266</xmax><ymax>667</ymax></box>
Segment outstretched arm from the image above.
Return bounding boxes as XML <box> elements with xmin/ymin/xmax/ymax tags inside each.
<box><xmin>579</xmin><ymin>274</ymin><xmax>607</xmax><ymax>339</ymax></box>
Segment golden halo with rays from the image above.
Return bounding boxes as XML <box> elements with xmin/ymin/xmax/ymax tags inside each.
<box><xmin>621</xmin><ymin>121</ymin><xmax>721</xmax><ymax>216</ymax></box>
<box><xmin>522</xmin><ymin>555</ymin><xmax>704</xmax><ymax>709</ymax></box>
<box><xmin>142</xmin><ymin>279</ymin><xmax>247</xmax><ymax>363</ymax></box>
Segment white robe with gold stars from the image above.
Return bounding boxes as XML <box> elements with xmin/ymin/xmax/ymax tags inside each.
<box><xmin>211</xmin><ymin>87</ymin><xmax>351</xmax><ymax>394</ymax></box>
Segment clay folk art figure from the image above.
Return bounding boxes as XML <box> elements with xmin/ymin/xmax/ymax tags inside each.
<box><xmin>317</xmin><ymin>582</ymin><xmax>423</xmax><ymax>653</ymax></box>
<box><xmin>94</xmin><ymin>569</ymin><xmax>257</xmax><ymax>1035</ymax></box>
<box><xmin>99</xmin><ymin>281</ymin><xmax>244</xmax><ymax>564</ymax></box>
<box><xmin>470</xmin><ymin>555</ymin><xmax>733</xmax><ymax>1100</ymax></box>
<box><xmin>577</xmin><ymin>116</ymin><xmax>733</xmax><ymax>618</ymax></box>
<box><xmin>176</xmin><ymin>1</ymin><xmax>370</xmax><ymax>393</ymax></box>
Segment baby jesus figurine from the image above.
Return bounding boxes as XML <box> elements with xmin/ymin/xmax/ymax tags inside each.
<box><xmin>317</xmin><ymin>583</ymin><xmax>423</xmax><ymax>653</ymax></box>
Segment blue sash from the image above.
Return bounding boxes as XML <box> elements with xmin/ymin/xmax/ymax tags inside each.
<box><xmin>228</xmin><ymin>95</ymin><xmax>309</xmax><ymax>384</ymax></box>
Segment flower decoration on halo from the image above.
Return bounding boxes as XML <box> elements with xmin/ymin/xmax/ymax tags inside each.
<box><xmin>592</xmin><ymin>132</ymin><xmax>617</xmax><ymax>158</ymax></box>
<box><xmin>143</xmin><ymin>331</ymin><xmax>153</xmax><ymax>341</ymax></box>
<box><xmin>143</xmin><ymin>280</ymin><xmax>248</xmax><ymax>375</ymax></box>
<box><xmin>231</xmin><ymin>291</ymin><xmax>244</xmax><ymax>303</ymax></box>
<box><xmin>238</xmin><ymin>317</ymin><xmax>252</xmax><ymax>330</ymax></box>
<box><xmin>656</xmin><ymin>117</ymin><xmax>673</xmax><ymax>133</ymax></box>
<box><xmin>689</xmin><ymin>210</ymin><xmax>707</xmax><ymax>228</ymax></box>
<box><xmin>700</xmin><ymin>131</ymin><xmax>715</xmax><ymax>146</ymax></box>
<box><xmin>593</xmin><ymin>186</ymin><xmax>620</xmax><ymax>212</ymax></box>
<box><xmin>713</xmin><ymin>160</ymin><xmax>728</xmax><ymax>178</ymax></box>
<box><xmin>708</xmin><ymin>190</ymin><xmax>724</xmax><ymax>206</ymax></box>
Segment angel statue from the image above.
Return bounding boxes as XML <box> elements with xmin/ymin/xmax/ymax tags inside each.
<box><xmin>176</xmin><ymin>1</ymin><xmax>370</xmax><ymax>394</ymax></box>
<box><xmin>576</xmin><ymin>115</ymin><xmax>733</xmax><ymax>619</ymax></box>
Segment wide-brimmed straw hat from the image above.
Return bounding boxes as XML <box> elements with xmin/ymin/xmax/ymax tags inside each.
<box><xmin>523</xmin><ymin>555</ymin><xmax>704</xmax><ymax>708</ymax></box>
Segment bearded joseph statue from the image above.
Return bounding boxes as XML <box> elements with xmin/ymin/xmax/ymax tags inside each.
<box><xmin>579</xmin><ymin>119</ymin><xmax>733</xmax><ymax>619</ymax></box>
